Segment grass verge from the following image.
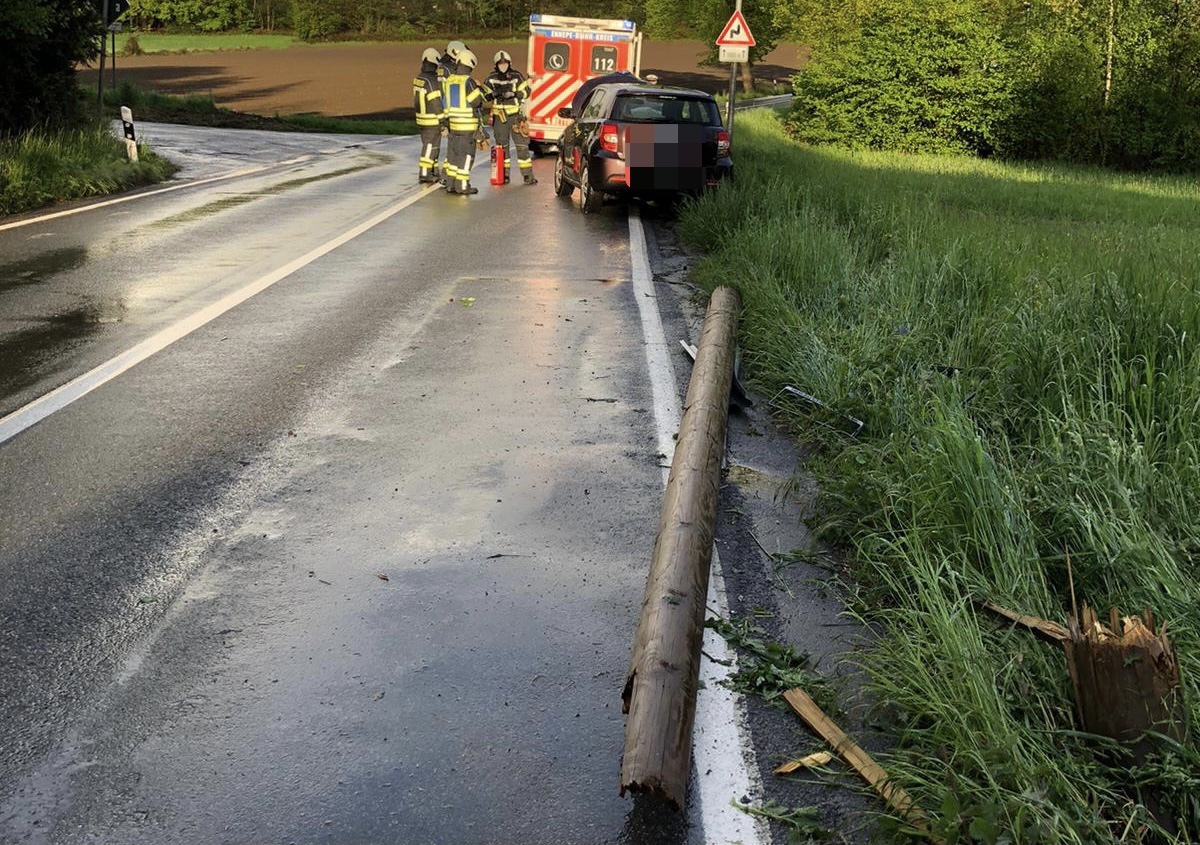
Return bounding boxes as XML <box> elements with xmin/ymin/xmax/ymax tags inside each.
<box><xmin>677</xmin><ymin>109</ymin><xmax>1200</xmax><ymax>843</ymax></box>
<box><xmin>103</xmin><ymin>84</ymin><xmax>417</xmax><ymax>135</ymax></box>
<box><xmin>116</xmin><ymin>32</ymin><xmax>299</xmax><ymax>54</ymax></box>
<box><xmin>1</xmin><ymin>125</ymin><xmax>176</xmax><ymax>216</ymax></box>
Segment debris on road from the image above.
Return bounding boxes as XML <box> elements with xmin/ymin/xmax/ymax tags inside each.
<box><xmin>782</xmin><ymin>687</ymin><xmax>941</xmax><ymax>843</ymax></box>
<box><xmin>769</xmin><ymin>385</ymin><xmax>863</xmax><ymax>437</ymax></box>
<box><xmin>773</xmin><ymin>751</ymin><xmax>833</xmax><ymax>775</ymax></box>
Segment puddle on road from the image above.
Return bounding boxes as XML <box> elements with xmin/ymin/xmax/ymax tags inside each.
<box><xmin>0</xmin><ymin>303</ymin><xmax>125</xmax><ymax>398</ymax></box>
<box><xmin>146</xmin><ymin>159</ymin><xmax>389</xmax><ymax>231</ymax></box>
<box><xmin>0</xmin><ymin>247</ymin><xmax>89</xmax><ymax>295</ymax></box>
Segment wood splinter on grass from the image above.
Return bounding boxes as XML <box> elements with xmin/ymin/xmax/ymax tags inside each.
<box><xmin>782</xmin><ymin>688</ymin><xmax>944</xmax><ymax>845</ymax></box>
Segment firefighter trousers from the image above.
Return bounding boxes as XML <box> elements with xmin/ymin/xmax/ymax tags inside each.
<box><xmin>446</xmin><ymin>128</ymin><xmax>477</xmax><ymax>193</ymax></box>
<box><xmin>418</xmin><ymin>125</ymin><xmax>442</xmax><ymax>180</ymax></box>
<box><xmin>491</xmin><ymin>114</ymin><xmax>532</xmax><ymax>177</ymax></box>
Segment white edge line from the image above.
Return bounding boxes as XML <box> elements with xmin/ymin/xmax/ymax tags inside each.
<box><xmin>628</xmin><ymin>208</ymin><xmax>681</xmax><ymax>477</ymax></box>
<box><xmin>0</xmin><ymin>183</ymin><xmax>442</xmax><ymax>445</ymax></box>
<box><xmin>627</xmin><ymin>207</ymin><xmax>770</xmax><ymax>845</ymax></box>
<box><xmin>0</xmin><ymin>155</ymin><xmax>314</xmax><ymax>233</ymax></box>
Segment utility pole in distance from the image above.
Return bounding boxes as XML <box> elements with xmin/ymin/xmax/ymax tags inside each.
<box><xmin>97</xmin><ymin>0</ymin><xmax>108</xmax><ymax>114</ymax></box>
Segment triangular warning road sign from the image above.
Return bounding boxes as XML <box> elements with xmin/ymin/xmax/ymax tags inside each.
<box><xmin>716</xmin><ymin>10</ymin><xmax>755</xmax><ymax>47</ymax></box>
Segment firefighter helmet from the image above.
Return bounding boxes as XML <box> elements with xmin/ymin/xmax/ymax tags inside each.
<box><xmin>494</xmin><ymin>50</ymin><xmax>512</xmax><ymax>65</ymax></box>
<box><xmin>458</xmin><ymin>49</ymin><xmax>478</xmax><ymax>70</ymax></box>
<box><xmin>421</xmin><ymin>48</ymin><xmax>441</xmax><ymax>64</ymax></box>
<box><xmin>446</xmin><ymin>40</ymin><xmax>467</xmax><ymax>60</ymax></box>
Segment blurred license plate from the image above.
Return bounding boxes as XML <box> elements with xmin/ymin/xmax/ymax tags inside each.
<box><xmin>624</xmin><ymin>125</ymin><xmax>706</xmax><ymax>191</ymax></box>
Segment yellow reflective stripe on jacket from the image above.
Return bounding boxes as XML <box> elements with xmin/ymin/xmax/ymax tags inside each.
<box><xmin>413</xmin><ymin>76</ymin><xmax>443</xmax><ymax>127</ymax></box>
<box><xmin>444</xmin><ymin>74</ymin><xmax>482</xmax><ymax>130</ymax></box>
<box><xmin>484</xmin><ymin>72</ymin><xmax>528</xmax><ymax>116</ymax></box>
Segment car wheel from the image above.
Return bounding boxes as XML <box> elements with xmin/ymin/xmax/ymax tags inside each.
<box><xmin>579</xmin><ymin>163</ymin><xmax>602</xmax><ymax>214</ymax></box>
<box><xmin>553</xmin><ymin>154</ymin><xmax>574</xmax><ymax>197</ymax></box>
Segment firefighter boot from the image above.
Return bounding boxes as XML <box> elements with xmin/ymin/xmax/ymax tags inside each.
<box><xmin>523</xmin><ymin>172</ymin><xmax>538</xmax><ymax>185</ymax></box>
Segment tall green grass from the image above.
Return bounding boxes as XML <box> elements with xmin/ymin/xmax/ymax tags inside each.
<box><xmin>679</xmin><ymin>110</ymin><xmax>1200</xmax><ymax>843</ymax></box>
<box><xmin>1</xmin><ymin>126</ymin><xmax>176</xmax><ymax>216</ymax></box>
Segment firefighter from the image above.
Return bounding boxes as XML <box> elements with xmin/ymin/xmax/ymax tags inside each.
<box><xmin>413</xmin><ymin>47</ymin><xmax>445</xmax><ymax>184</ymax></box>
<box><xmin>443</xmin><ymin>48</ymin><xmax>486</xmax><ymax>195</ymax></box>
<box><xmin>437</xmin><ymin>41</ymin><xmax>468</xmax><ymax>184</ymax></box>
<box><xmin>483</xmin><ymin>50</ymin><xmax>537</xmax><ymax>185</ymax></box>
<box><xmin>439</xmin><ymin>41</ymin><xmax>467</xmax><ymax>81</ymax></box>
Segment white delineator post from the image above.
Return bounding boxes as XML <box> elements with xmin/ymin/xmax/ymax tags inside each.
<box><xmin>120</xmin><ymin>106</ymin><xmax>138</xmax><ymax>163</ymax></box>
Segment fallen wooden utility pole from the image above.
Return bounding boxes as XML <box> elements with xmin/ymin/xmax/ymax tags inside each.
<box><xmin>620</xmin><ymin>286</ymin><xmax>741</xmax><ymax>809</ymax></box>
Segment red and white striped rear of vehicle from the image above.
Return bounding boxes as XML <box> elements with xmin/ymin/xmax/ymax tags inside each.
<box><xmin>526</xmin><ymin>14</ymin><xmax>643</xmax><ymax>148</ymax></box>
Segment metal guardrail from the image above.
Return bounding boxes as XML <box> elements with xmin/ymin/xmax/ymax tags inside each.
<box><xmin>733</xmin><ymin>93</ymin><xmax>793</xmax><ymax>112</ymax></box>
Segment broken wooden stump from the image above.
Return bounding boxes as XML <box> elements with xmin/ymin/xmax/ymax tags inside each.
<box><xmin>620</xmin><ymin>286</ymin><xmax>740</xmax><ymax>810</ymax></box>
<box><xmin>1065</xmin><ymin>605</ymin><xmax>1189</xmax><ymax>760</ymax></box>
<box><xmin>980</xmin><ymin>599</ymin><xmax>1189</xmax><ymax>756</ymax></box>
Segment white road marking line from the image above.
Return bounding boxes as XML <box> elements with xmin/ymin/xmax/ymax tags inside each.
<box><xmin>0</xmin><ymin>156</ymin><xmax>314</xmax><ymax>233</ymax></box>
<box><xmin>627</xmin><ymin>208</ymin><xmax>770</xmax><ymax>845</ymax></box>
<box><xmin>0</xmin><ymin>183</ymin><xmax>443</xmax><ymax>446</ymax></box>
<box><xmin>628</xmin><ymin>209</ymin><xmax>681</xmax><ymax>475</ymax></box>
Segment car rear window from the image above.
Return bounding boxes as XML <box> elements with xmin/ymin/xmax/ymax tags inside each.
<box><xmin>612</xmin><ymin>95</ymin><xmax>720</xmax><ymax>125</ymax></box>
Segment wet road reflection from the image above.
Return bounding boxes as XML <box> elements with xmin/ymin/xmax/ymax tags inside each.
<box><xmin>0</xmin><ymin>302</ymin><xmax>125</xmax><ymax>397</ymax></box>
<box><xmin>0</xmin><ymin>247</ymin><xmax>89</xmax><ymax>294</ymax></box>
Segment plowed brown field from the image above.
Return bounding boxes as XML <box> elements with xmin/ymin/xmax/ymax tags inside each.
<box><xmin>108</xmin><ymin>40</ymin><xmax>802</xmax><ymax>120</ymax></box>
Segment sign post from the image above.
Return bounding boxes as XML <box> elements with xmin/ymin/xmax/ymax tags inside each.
<box><xmin>97</xmin><ymin>0</ymin><xmax>131</xmax><ymax>112</ymax></box>
<box><xmin>715</xmin><ymin>2</ymin><xmax>755</xmax><ymax>142</ymax></box>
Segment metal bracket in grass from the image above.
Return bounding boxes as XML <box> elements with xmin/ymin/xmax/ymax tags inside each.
<box><xmin>769</xmin><ymin>386</ymin><xmax>864</xmax><ymax>437</ymax></box>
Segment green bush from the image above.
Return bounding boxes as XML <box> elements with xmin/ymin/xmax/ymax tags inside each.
<box><xmin>127</xmin><ymin>0</ymin><xmax>254</xmax><ymax>31</ymax></box>
<box><xmin>1</xmin><ymin>0</ymin><xmax>99</xmax><ymax>134</ymax></box>
<box><xmin>291</xmin><ymin>0</ymin><xmax>344</xmax><ymax>39</ymax></box>
<box><xmin>786</xmin><ymin>0</ymin><xmax>1011</xmax><ymax>156</ymax></box>
<box><xmin>782</xmin><ymin>0</ymin><xmax>1200</xmax><ymax>171</ymax></box>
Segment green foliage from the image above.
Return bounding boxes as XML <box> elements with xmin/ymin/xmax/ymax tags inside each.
<box><xmin>782</xmin><ymin>0</ymin><xmax>1200</xmax><ymax>170</ymax></box>
<box><xmin>290</xmin><ymin>0</ymin><xmax>343</xmax><ymax>39</ymax></box>
<box><xmin>1</xmin><ymin>0</ymin><xmax>101</xmax><ymax>134</ymax></box>
<box><xmin>735</xmin><ymin>799</ymin><xmax>828</xmax><ymax>843</ymax></box>
<box><xmin>129</xmin><ymin>0</ymin><xmax>254</xmax><ymax>31</ymax></box>
<box><xmin>676</xmin><ymin>109</ymin><xmax>1200</xmax><ymax>843</ymax></box>
<box><xmin>787</xmin><ymin>0</ymin><xmax>1011</xmax><ymax>156</ymax></box>
<box><xmin>0</xmin><ymin>125</ymin><xmax>175</xmax><ymax>214</ymax></box>
<box><xmin>706</xmin><ymin>615</ymin><xmax>835</xmax><ymax>709</ymax></box>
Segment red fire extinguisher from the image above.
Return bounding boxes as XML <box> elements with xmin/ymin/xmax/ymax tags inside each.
<box><xmin>490</xmin><ymin>143</ymin><xmax>507</xmax><ymax>186</ymax></box>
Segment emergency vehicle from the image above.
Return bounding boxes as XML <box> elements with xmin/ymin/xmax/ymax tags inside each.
<box><xmin>526</xmin><ymin>14</ymin><xmax>643</xmax><ymax>151</ymax></box>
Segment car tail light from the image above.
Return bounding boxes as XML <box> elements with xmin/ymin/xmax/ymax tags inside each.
<box><xmin>716</xmin><ymin>129</ymin><xmax>730</xmax><ymax>157</ymax></box>
<box><xmin>600</xmin><ymin>122</ymin><xmax>620</xmax><ymax>153</ymax></box>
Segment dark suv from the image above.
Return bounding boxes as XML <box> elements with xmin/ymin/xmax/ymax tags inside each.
<box><xmin>551</xmin><ymin>83</ymin><xmax>733</xmax><ymax>212</ymax></box>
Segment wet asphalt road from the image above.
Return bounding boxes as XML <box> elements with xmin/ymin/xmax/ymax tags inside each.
<box><xmin>0</xmin><ymin>131</ymin><xmax>711</xmax><ymax>843</ymax></box>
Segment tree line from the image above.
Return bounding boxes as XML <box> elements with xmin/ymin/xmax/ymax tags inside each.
<box><xmin>5</xmin><ymin>0</ymin><xmax>1200</xmax><ymax>171</ymax></box>
<box><xmin>779</xmin><ymin>0</ymin><xmax>1200</xmax><ymax>170</ymax></box>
